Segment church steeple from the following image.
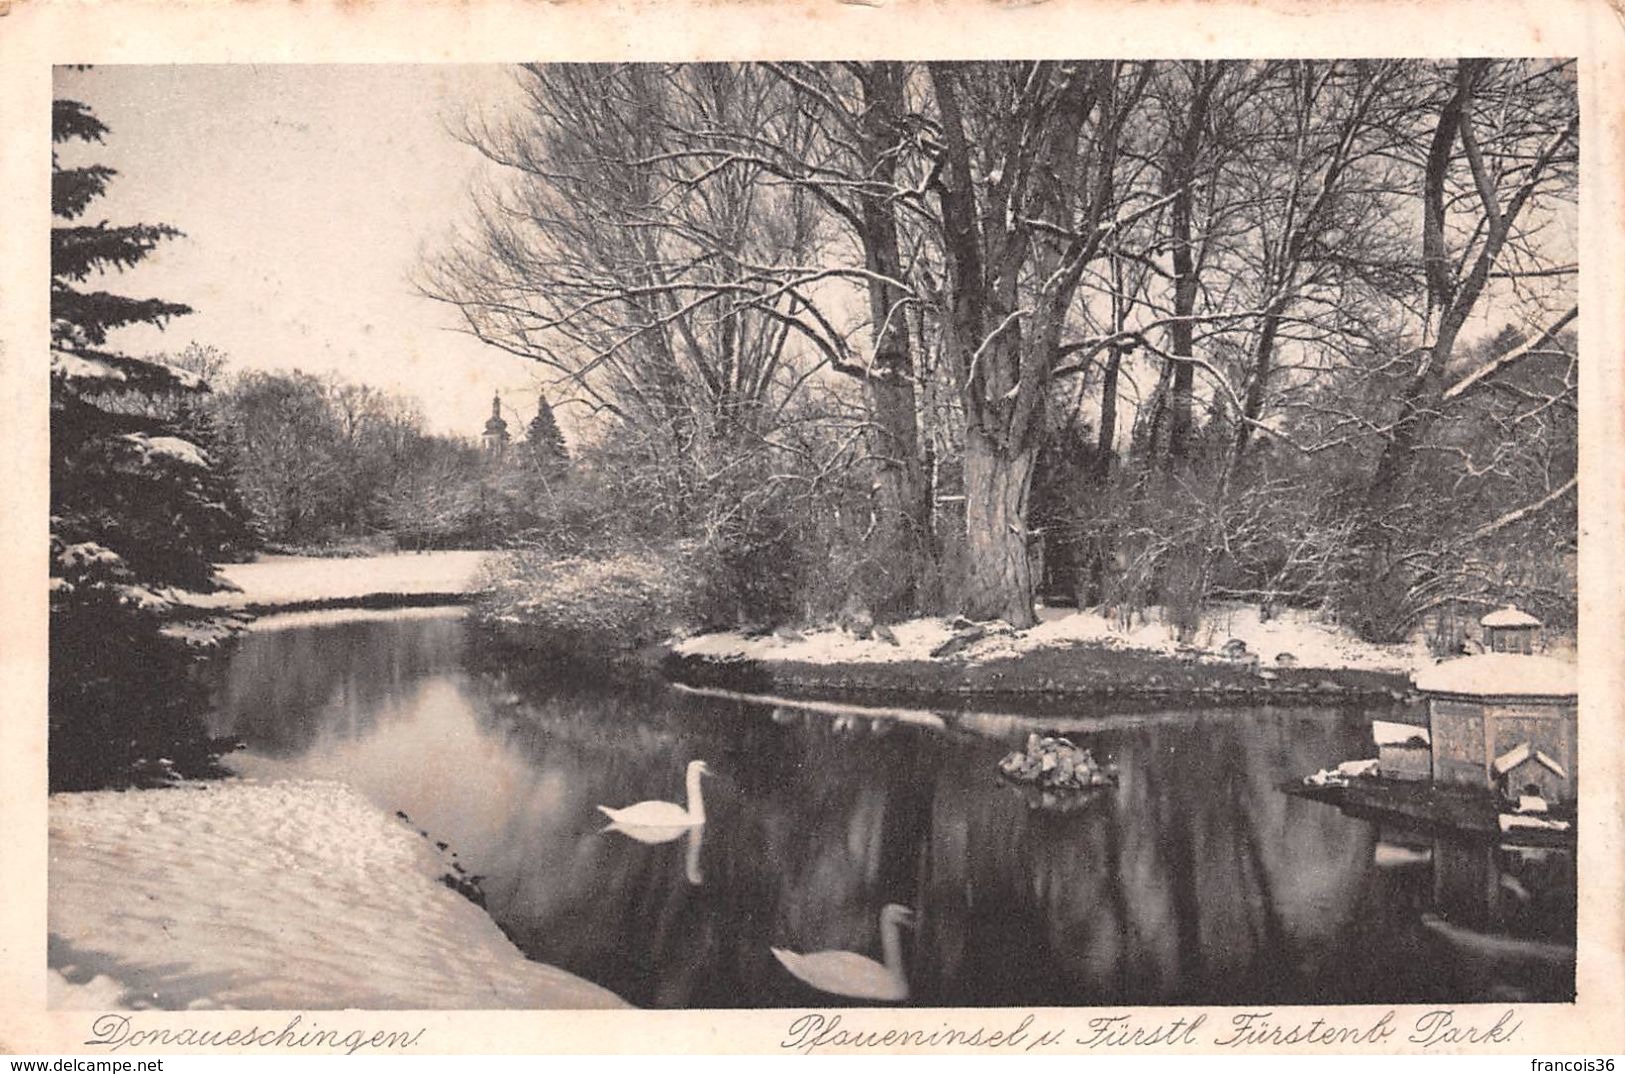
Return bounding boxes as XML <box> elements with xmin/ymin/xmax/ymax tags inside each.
<box><xmin>482</xmin><ymin>392</ymin><xmax>510</xmax><ymax>455</ymax></box>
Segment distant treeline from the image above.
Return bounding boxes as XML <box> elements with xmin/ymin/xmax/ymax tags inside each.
<box><xmin>171</xmin><ymin>350</ymin><xmax>567</xmax><ymax>552</ymax></box>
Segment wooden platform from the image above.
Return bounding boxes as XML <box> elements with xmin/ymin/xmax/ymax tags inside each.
<box><xmin>1283</xmin><ymin>777</ymin><xmax>1576</xmax><ymax>848</ymax></box>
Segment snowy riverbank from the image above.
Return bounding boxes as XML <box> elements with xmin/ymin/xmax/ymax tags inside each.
<box><xmin>662</xmin><ymin>603</ymin><xmax>1579</xmax><ymax>704</ymax></box>
<box><xmin>185</xmin><ymin>550</ymin><xmax>492</xmax><ymax>612</ymax></box>
<box><xmin>48</xmin><ymin>779</ymin><xmax>629</xmax><ymax>1010</ymax></box>
<box><xmin>675</xmin><ymin>603</ymin><xmax>1436</xmax><ymax>675</ymax></box>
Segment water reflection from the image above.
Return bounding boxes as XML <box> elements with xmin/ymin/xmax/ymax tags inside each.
<box><xmin>206</xmin><ymin>610</ymin><xmax>1576</xmax><ymax>1008</ymax></box>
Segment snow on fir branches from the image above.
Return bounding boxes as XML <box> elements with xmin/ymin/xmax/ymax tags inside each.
<box><xmin>49</xmin><ymin>86</ymin><xmax>253</xmax><ymax>791</ymax></box>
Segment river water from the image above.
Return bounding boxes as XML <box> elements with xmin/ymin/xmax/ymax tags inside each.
<box><xmin>204</xmin><ymin>607</ymin><xmax>1576</xmax><ymax>1009</ymax></box>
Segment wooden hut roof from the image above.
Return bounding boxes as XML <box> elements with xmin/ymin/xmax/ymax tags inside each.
<box><xmin>1480</xmin><ymin>605</ymin><xmax>1542</xmax><ymax>628</ymax></box>
<box><xmin>1412</xmin><ymin>653</ymin><xmax>1577</xmax><ymax>699</ymax></box>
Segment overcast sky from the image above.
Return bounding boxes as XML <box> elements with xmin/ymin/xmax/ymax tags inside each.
<box><xmin>54</xmin><ymin>64</ymin><xmax>544</xmax><ymax>438</ymax></box>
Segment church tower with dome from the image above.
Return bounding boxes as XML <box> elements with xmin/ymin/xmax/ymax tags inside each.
<box><xmin>481</xmin><ymin>392</ymin><xmax>510</xmax><ymax>456</ymax></box>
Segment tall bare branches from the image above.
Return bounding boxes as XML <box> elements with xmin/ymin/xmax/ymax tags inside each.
<box><xmin>425</xmin><ymin>59</ymin><xmax>1577</xmax><ymax>637</ymax></box>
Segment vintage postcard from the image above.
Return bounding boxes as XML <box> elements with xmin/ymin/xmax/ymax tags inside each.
<box><xmin>1</xmin><ymin>0</ymin><xmax>1621</xmax><ymax>1059</ymax></box>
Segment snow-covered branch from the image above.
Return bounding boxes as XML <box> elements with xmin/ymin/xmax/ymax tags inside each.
<box><xmin>1442</xmin><ymin>305</ymin><xmax>1578</xmax><ymax>401</ymax></box>
<box><xmin>1469</xmin><ymin>476</ymin><xmax>1577</xmax><ymax>541</ymax></box>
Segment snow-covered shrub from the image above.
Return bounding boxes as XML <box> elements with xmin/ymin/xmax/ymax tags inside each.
<box><xmin>475</xmin><ymin>548</ymin><xmax>703</xmax><ymax>662</ymax></box>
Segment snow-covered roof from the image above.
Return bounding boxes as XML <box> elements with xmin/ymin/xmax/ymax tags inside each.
<box><xmin>1413</xmin><ymin>653</ymin><xmax>1577</xmax><ymax>698</ymax></box>
<box><xmin>1480</xmin><ymin>605</ymin><xmax>1542</xmax><ymax>628</ymax></box>
<box><xmin>1373</xmin><ymin>719</ymin><xmax>1430</xmax><ymax>747</ymax></box>
<box><xmin>1492</xmin><ymin>741</ymin><xmax>1568</xmax><ymax>778</ymax></box>
<box><xmin>1535</xmin><ymin>749</ymin><xmax>1568</xmax><ymax>777</ymax></box>
<box><xmin>1492</xmin><ymin>741</ymin><xmax>1531</xmax><ymax>775</ymax></box>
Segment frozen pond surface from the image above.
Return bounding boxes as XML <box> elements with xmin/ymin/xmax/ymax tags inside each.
<box><xmin>205</xmin><ymin>608</ymin><xmax>1576</xmax><ymax>1008</ymax></box>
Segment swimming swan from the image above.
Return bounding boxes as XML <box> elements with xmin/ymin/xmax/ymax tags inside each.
<box><xmin>771</xmin><ymin>903</ymin><xmax>916</xmax><ymax>1001</ymax></box>
<box><xmin>597</xmin><ymin>760</ymin><xmax>709</xmax><ymax>828</ymax></box>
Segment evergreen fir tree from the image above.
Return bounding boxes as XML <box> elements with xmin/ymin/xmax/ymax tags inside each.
<box><xmin>525</xmin><ymin>393</ymin><xmax>569</xmax><ymax>470</ymax></box>
<box><xmin>169</xmin><ymin>347</ymin><xmax>261</xmax><ymax>562</ymax></box>
<box><xmin>50</xmin><ymin>93</ymin><xmax>247</xmax><ymax>790</ymax></box>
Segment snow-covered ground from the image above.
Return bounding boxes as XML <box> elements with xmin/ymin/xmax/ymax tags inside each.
<box><xmin>675</xmin><ymin>603</ymin><xmax>1440</xmax><ymax>675</ymax></box>
<box><xmin>49</xmin><ymin>779</ymin><xmax>629</xmax><ymax>1010</ymax></box>
<box><xmin>187</xmin><ymin>551</ymin><xmax>491</xmax><ymax>609</ymax></box>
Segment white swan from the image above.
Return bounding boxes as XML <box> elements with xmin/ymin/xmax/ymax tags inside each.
<box><xmin>597</xmin><ymin>760</ymin><xmax>709</xmax><ymax>829</ymax></box>
<box><xmin>771</xmin><ymin>903</ymin><xmax>916</xmax><ymax>1001</ymax></box>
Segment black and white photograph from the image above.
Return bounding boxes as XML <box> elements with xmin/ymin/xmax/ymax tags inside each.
<box><xmin>3</xmin><ymin>0</ymin><xmax>1622</xmax><ymax>1058</ymax></box>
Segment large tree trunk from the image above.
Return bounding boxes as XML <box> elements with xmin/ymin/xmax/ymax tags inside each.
<box><xmin>1165</xmin><ymin>239</ymin><xmax>1197</xmax><ymax>469</ymax></box>
<box><xmin>1161</xmin><ymin>141</ymin><xmax>1206</xmax><ymax>634</ymax></box>
<box><xmin>961</xmin><ymin>430</ymin><xmax>1038</xmax><ymax>627</ymax></box>
<box><xmin>1095</xmin><ymin>349</ymin><xmax>1122</xmax><ymax>480</ymax></box>
<box><xmin>857</xmin><ymin>61</ymin><xmax>939</xmax><ymax>620</ymax></box>
<box><xmin>1347</xmin><ymin>65</ymin><xmax>1481</xmax><ymax>641</ymax></box>
<box><xmin>1095</xmin><ymin>251</ymin><xmax>1133</xmax><ymax>481</ymax></box>
<box><xmin>1162</xmin><ymin>64</ymin><xmax>1216</xmax><ymax>470</ymax></box>
<box><xmin>927</xmin><ymin>62</ymin><xmax>1132</xmax><ymax>627</ymax></box>
<box><xmin>865</xmin><ymin>375</ymin><xmax>937</xmax><ymax>618</ymax></box>
<box><xmin>1232</xmin><ymin>308</ymin><xmax>1282</xmax><ymax>460</ymax></box>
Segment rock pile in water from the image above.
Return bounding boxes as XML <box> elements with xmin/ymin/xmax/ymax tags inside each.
<box><xmin>998</xmin><ymin>733</ymin><xmax>1119</xmax><ymax>792</ymax></box>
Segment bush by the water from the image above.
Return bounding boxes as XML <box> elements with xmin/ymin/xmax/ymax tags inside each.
<box><xmin>475</xmin><ymin>549</ymin><xmax>702</xmax><ymax>662</ymax></box>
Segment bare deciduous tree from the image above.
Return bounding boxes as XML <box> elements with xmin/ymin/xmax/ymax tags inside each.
<box><xmin>925</xmin><ymin>60</ymin><xmax>1149</xmax><ymax>626</ymax></box>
